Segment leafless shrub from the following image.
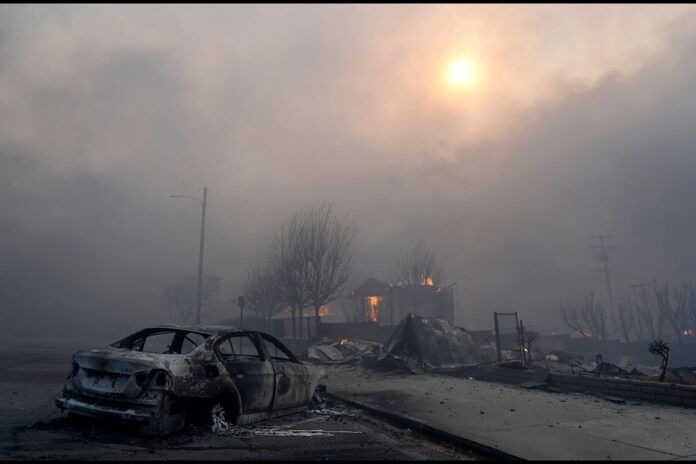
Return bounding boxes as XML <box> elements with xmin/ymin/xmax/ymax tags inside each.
<box><xmin>560</xmin><ymin>291</ymin><xmax>608</xmax><ymax>341</ymax></box>
<box><xmin>648</xmin><ymin>339</ymin><xmax>670</xmax><ymax>382</ymax></box>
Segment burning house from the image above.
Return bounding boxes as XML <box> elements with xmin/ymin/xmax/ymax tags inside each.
<box><xmin>348</xmin><ymin>277</ymin><xmax>455</xmax><ymax>326</ymax></box>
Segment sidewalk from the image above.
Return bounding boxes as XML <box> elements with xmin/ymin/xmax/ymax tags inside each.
<box><xmin>323</xmin><ymin>365</ymin><xmax>696</xmax><ymax>460</ymax></box>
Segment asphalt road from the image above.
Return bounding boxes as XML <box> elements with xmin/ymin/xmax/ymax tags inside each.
<box><xmin>0</xmin><ymin>344</ymin><xmax>485</xmax><ymax>460</ymax></box>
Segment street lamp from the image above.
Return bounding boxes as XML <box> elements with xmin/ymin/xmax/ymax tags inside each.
<box><xmin>170</xmin><ymin>186</ymin><xmax>208</xmax><ymax>325</ymax></box>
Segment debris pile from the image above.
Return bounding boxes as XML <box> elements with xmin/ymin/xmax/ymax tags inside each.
<box><xmin>308</xmin><ymin>314</ymin><xmax>495</xmax><ymax>373</ymax></box>
<box><xmin>532</xmin><ymin>351</ymin><xmax>586</xmax><ymax>374</ymax></box>
<box><xmin>659</xmin><ymin>367</ymin><xmax>696</xmax><ymax>385</ymax></box>
<box><xmin>309</xmin><ymin>313</ymin><xmax>696</xmax><ymax>385</ymax></box>
<box><xmin>307</xmin><ymin>344</ymin><xmax>346</xmax><ymax>363</ymax></box>
<box><xmin>307</xmin><ymin>339</ymin><xmax>385</xmax><ymax>365</ymax></box>
<box><xmin>210</xmin><ymin>401</ymin><xmax>361</xmax><ymax>438</ymax></box>
<box><xmin>373</xmin><ymin>313</ymin><xmax>491</xmax><ymax>373</ymax></box>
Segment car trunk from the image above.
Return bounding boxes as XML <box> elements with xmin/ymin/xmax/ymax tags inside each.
<box><xmin>72</xmin><ymin>349</ymin><xmax>170</xmax><ymax>399</ymax></box>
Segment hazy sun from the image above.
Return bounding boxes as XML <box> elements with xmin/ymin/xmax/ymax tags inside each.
<box><xmin>446</xmin><ymin>59</ymin><xmax>475</xmax><ymax>86</ymax></box>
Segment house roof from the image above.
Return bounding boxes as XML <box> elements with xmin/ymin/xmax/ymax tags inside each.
<box><xmin>353</xmin><ymin>277</ymin><xmax>391</xmax><ymax>296</ymax></box>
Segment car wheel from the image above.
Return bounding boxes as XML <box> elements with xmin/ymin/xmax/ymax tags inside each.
<box><xmin>209</xmin><ymin>396</ymin><xmax>238</xmax><ymax>433</ymax></box>
<box><xmin>309</xmin><ymin>384</ymin><xmax>326</xmax><ymax>410</ymax></box>
<box><xmin>139</xmin><ymin>394</ymin><xmax>187</xmax><ymax>436</ymax></box>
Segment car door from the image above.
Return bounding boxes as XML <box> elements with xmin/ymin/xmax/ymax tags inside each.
<box><xmin>215</xmin><ymin>333</ymin><xmax>275</xmax><ymax>414</ymax></box>
<box><xmin>259</xmin><ymin>334</ymin><xmax>311</xmax><ymax>410</ymax></box>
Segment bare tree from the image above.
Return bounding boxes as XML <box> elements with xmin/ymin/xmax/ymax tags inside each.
<box><xmin>686</xmin><ymin>282</ymin><xmax>696</xmax><ymax>337</ymax></box>
<box><xmin>242</xmin><ymin>258</ymin><xmax>285</xmax><ymax>332</ymax></box>
<box><xmin>258</xmin><ymin>205</ymin><xmax>356</xmax><ymax>339</ymax></box>
<box><xmin>163</xmin><ymin>273</ymin><xmax>221</xmax><ymax>324</ymax></box>
<box><xmin>561</xmin><ymin>301</ymin><xmax>591</xmax><ymax>339</ymax></box>
<box><xmin>613</xmin><ymin>296</ymin><xmax>637</xmax><ymax>343</ymax></box>
<box><xmin>653</xmin><ymin>279</ymin><xmax>689</xmax><ymax>345</ymax></box>
<box><xmin>634</xmin><ymin>281</ymin><xmax>665</xmax><ymax>341</ymax></box>
<box><xmin>560</xmin><ymin>292</ymin><xmax>608</xmax><ymax>341</ymax></box>
<box><xmin>269</xmin><ymin>213</ymin><xmax>311</xmax><ymax>339</ymax></box>
<box><xmin>296</xmin><ymin>205</ymin><xmax>356</xmax><ymax>333</ymax></box>
<box><xmin>392</xmin><ymin>241</ymin><xmax>444</xmax><ymax>287</ymax></box>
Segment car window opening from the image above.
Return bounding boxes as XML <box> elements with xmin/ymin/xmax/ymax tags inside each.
<box><xmin>112</xmin><ymin>329</ymin><xmax>211</xmax><ymax>355</ymax></box>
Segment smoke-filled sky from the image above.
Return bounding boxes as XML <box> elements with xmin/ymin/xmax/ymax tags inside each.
<box><xmin>3</xmin><ymin>4</ymin><xmax>696</xmax><ymax>337</ymax></box>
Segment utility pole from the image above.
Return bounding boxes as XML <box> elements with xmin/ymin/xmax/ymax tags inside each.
<box><xmin>196</xmin><ymin>187</ymin><xmax>208</xmax><ymax>325</ymax></box>
<box><xmin>170</xmin><ymin>186</ymin><xmax>208</xmax><ymax>325</ymax></box>
<box><xmin>592</xmin><ymin>234</ymin><xmax>615</xmax><ymax>312</ymax></box>
<box><xmin>631</xmin><ymin>282</ymin><xmax>647</xmax><ymax>299</ymax></box>
<box><xmin>237</xmin><ymin>295</ymin><xmax>246</xmax><ymax>330</ymax></box>
<box><xmin>631</xmin><ymin>281</ymin><xmax>648</xmax><ymax>340</ymax></box>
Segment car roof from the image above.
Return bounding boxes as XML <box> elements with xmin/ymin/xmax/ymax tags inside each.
<box><xmin>145</xmin><ymin>324</ymin><xmax>241</xmax><ymax>336</ymax></box>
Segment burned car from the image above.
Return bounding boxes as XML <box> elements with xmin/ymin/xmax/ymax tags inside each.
<box><xmin>56</xmin><ymin>325</ymin><xmax>324</xmax><ymax>434</ymax></box>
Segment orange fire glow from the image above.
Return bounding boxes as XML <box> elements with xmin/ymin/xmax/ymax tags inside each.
<box><xmin>422</xmin><ymin>277</ymin><xmax>434</xmax><ymax>286</ymax></box>
<box><xmin>318</xmin><ymin>305</ymin><xmax>331</xmax><ymax>316</ymax></box>
<box><xmin>340</xmin><ymin>338</ymin><xmax>348</xmax><ymax>346</ymax></box>
<box><xmin>366</xmin><ymin>295</ymin><xmax>381</xmax><ymax>322</ymax></box>
<box><xmin>683</xmin><ymin>329</ymin><xmax>693</xmax><ymax>336</ymax></box>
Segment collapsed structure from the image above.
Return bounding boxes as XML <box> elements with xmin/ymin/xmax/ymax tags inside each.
<box><xmin>377</xmin><ymin>313</ymin><xmax>488</xmax><ymax>372</ymax></box>
<box><xmin>348</xmin><ymin>278</ymin><xmax>455</xmax><ymax>326</ymax></box>
<box><xmin>310</xmin><ymin>313</ymin><xmax>494</xmax><ymax>373</ymax></box>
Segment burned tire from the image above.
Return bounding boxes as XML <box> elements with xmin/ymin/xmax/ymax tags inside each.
<box><xmin>185</xmin><ymin>396</ymin><xmax>239</xmax><ymax>432</ymax></box>
<box><xmin>138</xmin><ymin>394</ymin><xmax>188</xmax><ymax>436</ymax></box>
<box><xmin>209</xmin><ymin>396</ymin><xmax>239</xmax><ymax>432</ymax></box>
<box><xmin>309</xmin><ymin>384</ymin><xmax>327</xmax><ymax>410</ymax></box>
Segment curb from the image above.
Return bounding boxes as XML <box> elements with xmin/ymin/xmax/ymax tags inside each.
<box><xmin>325</xmin><ymin>391</ymin><xmax>524</xmax><ymax>461</ymax></box>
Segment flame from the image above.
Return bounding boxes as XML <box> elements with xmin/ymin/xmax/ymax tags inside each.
<box><xmin>683</xmin><ymin>329</ymin><xmax>693</xmax><ymax>336</ymax></box>
<box><xmin>318</xmin><ymin>305</ymin><xmax>331</xmax><ymax>316</ymax></box>
<box><xmin>523</xmin><ymin>345</ymin><xmax>529</xmax><ymax>353</ymax></box>
<box><xmin>366</xmin><ymin>296</ymin><xmax>381</xmax><ymax>322</ymax></box>
<box><xmin>340</xmin><ymin>338</ymin><xmax>348</xmax><ymax>346</ymax></box>
<box><xmin>422</xmin><ymin>277</ymin><xmax>434</xmax><ymax>286</ymax></box>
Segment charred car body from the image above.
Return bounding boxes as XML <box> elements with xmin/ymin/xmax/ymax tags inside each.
<box><xmin>56</xmin><ymin>325</ymin><xmax>324</xmax><ymax>434</ymax></box>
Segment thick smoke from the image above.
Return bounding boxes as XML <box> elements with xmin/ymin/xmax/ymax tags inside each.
<box><xmin>1</xmin><ymin>5</ymin><xmax>696</xmax><ymax>338</ymax></box>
